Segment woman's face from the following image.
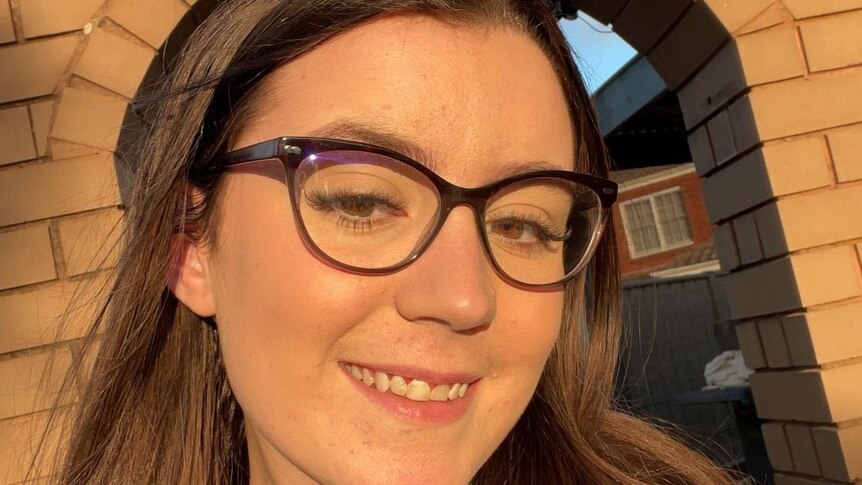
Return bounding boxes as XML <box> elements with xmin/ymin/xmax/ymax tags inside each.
<box><xmin>195</xmin><ymin>14</ymin><xmax>574</xmax><ymax>485</ymax></box>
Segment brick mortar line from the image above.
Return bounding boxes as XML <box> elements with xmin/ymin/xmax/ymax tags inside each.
<box><xmin>724</xmin><ymin>239</ymin><xmax>862</xmax><ymax>280</ymax></box>
<box><xmin>748</xmin><ymin>62</ymin><xmax>862</xmax><ymax>92</ymax></box>
<box><xmin>0</xmin><ymin>266</ymin><xmax>115</xmax><ymax>298</ymax></box>
<box><xmin>696</xmin><ymin>117</ymin><xmax>862</xmax><ymax>183</ymax></box>
<box><xmin>7</xmin><ymin>0</ymin><xmax>24</xmax><ymax>42</ymax></box>
<box><xmin>98</xmin><ymin>16</ymin><xmax>158</xmax><ymax>52</ymax></box>
<box><xmin>789</xmin><ymin>6</ymin><xmax>862</xmax><ymax>23</ymax></box>
<box><xmin>0</xmin><ymin>339</ymin><xmax>78</xmax><ymax>364</ymax></box>
<box><xmin>47</xmin><ymin>220</ymin><xmax>68</xmax><ymax>280</ymax></box>
<box><xmin>0</xmin><ymin>401</ymin><xmax>76</xmax><ymax>427</ymax></box>
<box><xmin>0</xmin><ymin>94</ymin><xmax>55</xmax><ymax>113</ymax></box>
<box><xmin>793</xmin><ymin>24</ymin><xmax>812</xmax><ymax>76</ymax></box>
<box><xmin>729</xmin><ymin>294</ymin><xmax>862</xmax><ymax>326</ymax></box>
<box><xmin>68</xmin><ymin>74</ymin><xmax>132</xmax><ymax>102</ymax></box>
<box><xmin>0</xmin><ymin>202</ymin><xmax>124</xmax><ymax>235</ymax></box>
<box><xmin>0</xmin><ymin>28</ymin><xmax>83</xmax><ymax>47</ymax></box>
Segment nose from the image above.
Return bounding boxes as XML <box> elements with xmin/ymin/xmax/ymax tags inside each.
<box><xmin>394</xmin><ymin>207</ymin><xmax>497</xmax><ymax>332</ymax></box>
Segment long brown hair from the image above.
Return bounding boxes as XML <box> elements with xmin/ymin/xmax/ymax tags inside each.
<box><xmin>39</xmin><ymin>0</ymin><xmax>737</xmax><ymax>483</ymax></box>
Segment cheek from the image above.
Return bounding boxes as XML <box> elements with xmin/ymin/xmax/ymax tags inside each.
<box><xmin>207</xmin><ymin>174</ymin><xmax>385</xmax><ymax>402</ymax></box>
<box><xmin>478</xmin><ymin>290</ymin><xmax>563</xmax><ymax>440</ymax></box>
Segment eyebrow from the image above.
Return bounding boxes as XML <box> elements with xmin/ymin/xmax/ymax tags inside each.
<box><xmin>306</xmin><ymin>118</ymin><xmax>569</xmax><ymax>181</ymax></box>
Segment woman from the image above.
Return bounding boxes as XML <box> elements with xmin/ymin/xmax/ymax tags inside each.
<box><xmin>43</xmin><ymin>0</ymin><xmax>737</xmax><ymax>483</ymax></box>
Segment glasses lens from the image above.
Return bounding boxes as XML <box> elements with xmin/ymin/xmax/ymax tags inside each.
<box><xmin>295</xmin><ymin>150</ymin><xmax>440</xmax><ymax>269</ymax></box>
<box><xmin>484</xmin><ymin>178</ymin><xmax>602</xmax><ymax>286</ymax></box>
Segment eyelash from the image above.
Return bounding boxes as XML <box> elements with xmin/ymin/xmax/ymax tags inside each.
<box><xmin>304</xmin><ymin>188</ymin><xmax>406</xmax><ymax>234</ymax></box>
<box><xmin>486</xmin><ymin>210</ymin><xmax>570</xmax><ymax>251</ymax></box>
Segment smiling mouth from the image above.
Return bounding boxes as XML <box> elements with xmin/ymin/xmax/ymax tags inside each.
<box><xmin>341</xmin><ymin>363</ymin><xmax>471</xmax><ymax>402</ymax></box>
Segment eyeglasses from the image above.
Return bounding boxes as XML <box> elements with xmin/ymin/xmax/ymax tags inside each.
<box><xmin>205</xmin><ymin>137</ymin><xmax>617</xmax><ymax>288</ymax></box>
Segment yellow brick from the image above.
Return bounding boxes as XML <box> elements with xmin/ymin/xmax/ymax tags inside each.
<box><xmin>773</xmin><ymin>473</ymin><xmax>834</xmax><ymax>485</ymax></box>
<box><xmin>727</xmin><ymin>246</ymin><xmax>860</xmax><ymax>318</ymax></box>
<box><xmin>52</xmin><ymin>88</ymin><xmax>128</xmax><ymax>150</ymax></box>
<box><xmin>707</xmin><ymin>109</ymin><xmax>736</xmax><ymax>165</ymax></box>
<box><xmin>714</xmin><ymin>222</ymin><xmax>739</xmax><ymax>271</ymax></box>
<box><xmin>0</xmin><ymin>349</ymin><xmax>72</xmax><ymax>420</ymax></box>
<box><xmin>762</xmin><ymin>137</ymin><xmax>832</xmax><ymax>196</ymax></box>
<box><xmin>803</xmin><ymin>303</ymin><xmax>862</xmax><ymax>365</ymax></box>
<box><xmin>647</xmin><ymin>2</ymin><xmax>727</xmax><ymax>89</ymax></box>
<box><xmin>0</xmin><ymin>106</ymin><xmax>37</xmax><ymax>166</ymax></box>
<box><xmin>0</xmin><ymin>0</ymin><xmax>13</xmax><ymax>44</ymax></box>
<box><xmin>702</xmin><ymin>150</ymin><xmax>771</xmax><ymax>222</ymax></box>
<box><xmin>75</xmin><ymin>28</ymin><xmax>155</xmax><ymax>98</ymax></box>
<box><xmin>785</xmin><ymin>424</ymin><xmax>821</xmax><ymax>476</ymax></box>
<box><xmin>777</xmin><ymin>185</ymin><xmax>862</xmax><ymax>251</ymax></box>
<box><xmin>737</xmin><ymin>24</ymin><xmax>806</xmax><ymax>86</ymax></box>
<box><xmin>754</xmin><ymin>203</ymin><xmax>786</xmax><ymax>258</ymax></box>
<box><xmin>0</xmin><ymin>225</ymin><xmax>56</xmax><ymax>291</ymax></box>
<box><xmin>0</xmin><ymin>274</ymin><xmax>107</xmax><ymax>354</ymax></box>
<box><xmin>727</xmin><ymin>95</ymin><xmax>760</xmax><ymax>153</ymax></box>
<box><xmin>703</xmin><ymin>0</ymin><xmax>774</xmax><ymax>32</ymax></box>
<box><xmin>747</xmin><ymin>68</ymin><xmax>862</xmax><ymax>141</ymax></box>
<box><xmin>19</xmin><ymin>0</ymin><xmax>102</xmax><ymax>38</ymax></box>
<box><xmin>57</xmin><ymin>208</ymin><xmax>124</xmax><ymax>276</ymax></box>
<box><xmin>732</xmin><ymin>212</ymin><xmax>762</xmax><ymax>265</ymax></box>
<box><xmin>783</xmin><ymin>0</ymin><xmax>862</xmax><ymax>19</ymax></box>
<box><xmin>829</xmin><ymin>124</ymin><xmax>862</xmax><ymax>182</ymax></box>
<box><xmin>822</xmin><ymin>362</ymin><xmax>862</xmax><ymax>422</ymax></box>
<box><xmin>678</xmin><ymin>44</ymin><xmax>747</xmax><ymax>129</ymax></box>
<box><xmin>725</xmin><ymin>257</ymin><xmax>799</xmax><ymax>319</ymax></box>
<box><xmin>611</xmin><ymin>0</ymin><xmax>687</xmax><ymax>53</ymax></box>
<box><xmin>688</xmin><ymin>124</ymin><xmax>715</xmax><ymax>175</ymax></box>
<box><xmin>0</xmin><ymin>153</ymin><xmax>121</xmax><ymax>227</ymax></box>
<box><xmin>48</xmin><ymin>140</ymin><xmax>100</xmax><ymax>161</ymax></box>
<box><xmin>801</xmin><ymin>9</ymin><xmax>862</xmax><ymax>72</ymax></box>
<box><xmin>750</xmin><ymin>368</ymin><xmax>828</xmax><ymax>421</ymax></box>
<box><xmin>761</xmin><ymin>422</ymin><xmax>794</xmax><ymax>472</ymax></box>
<box><xmin>792</xmin><ymin>245</ymin><xmax>861</xmax><ymax>307</ymax></box>
<box><xmin>28</xmin><ymin>101</ymin><xmax>53</xmax><ymax>158</ymax></box>
<box><xmin>0</xmin><ymin>36</ymin><xmax>78</xmax><ymax>104</ymax></box>
<box><xmin>758</xmin><ymin>319</ymin><xmax>791</xmax><ymax>368</ymax></box>
<box><xmin>106</xmin><ymin>0</ymin><xmax>188</xmax><ymax>49</ymax></box>
<box><xmin>0</xmin><ymin>410</ymin><xmax>65</xmax><ymax>484</ymax></box>
<box><xmin>735</xmin><ymin>2</ymin><xmax>794</xmax><ymax>36</ymax></box>
<box><xmin>736</xmin><ymin>321</ymin><xmax>767</xmax><ymax>369</ymax></box>
<box><xmin>812</xmin><ymin>424</ymin><xmax>862</xmax><ymax>482</ymax></box>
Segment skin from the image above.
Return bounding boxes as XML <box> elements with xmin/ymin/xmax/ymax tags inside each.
<box><xmin>171</xmin><ymin>14</ymin><xmax>574</xmax><ymax>485</ymax></box>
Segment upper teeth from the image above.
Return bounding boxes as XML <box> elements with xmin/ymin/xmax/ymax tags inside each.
<box><xmin>344</xmin><ymin>363</ymin><xmax>470</xmax><ymax>402</ymax></box>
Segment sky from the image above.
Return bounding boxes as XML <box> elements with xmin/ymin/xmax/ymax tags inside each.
<box><xmin>559</xmin><ymin>12</ymin><xmax>637</xmax><ymax>93</ymax></box>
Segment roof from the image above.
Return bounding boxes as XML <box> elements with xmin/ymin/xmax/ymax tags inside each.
<box><xmin>623</xmin><ymin>240</ymin><xmax>718</xmax><ymax>280</ymax></box>
<box><xmin>609</xmin><ymin>163</ymin><xmax>691</xmax><ymax>185</ymax></box>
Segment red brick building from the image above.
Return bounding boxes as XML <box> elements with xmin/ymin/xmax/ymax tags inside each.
<box><xmin>609</xmin><ymin>163</ymin><xmax>717</xmax><ymax>279</ymax></box>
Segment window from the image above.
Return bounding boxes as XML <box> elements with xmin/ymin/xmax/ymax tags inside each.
<box><xmin>621</xmin><ymin>188</ymin><xmax>692</xmax><ymax>257</ymax></box>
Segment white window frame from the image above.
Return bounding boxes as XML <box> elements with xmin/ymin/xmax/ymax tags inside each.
<box><xmin>620</xmin><ymin>187</ymin><xmax>693</xmax><ymax>259</ymax></box>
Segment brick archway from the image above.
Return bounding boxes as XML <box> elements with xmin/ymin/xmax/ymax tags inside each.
<box><xmin>567</xmin><ymin>2</ymin><xmax>862</xmax><ymax>482</ymax></box>
<box><xmin>0</xmin><ymin>1</ymin><xmax>860</xmax><ymax>483</ymax></box>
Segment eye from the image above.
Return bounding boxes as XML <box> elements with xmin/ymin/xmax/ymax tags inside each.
<box><xmin>335</xmin><ymin>196</ymin><xmax>380</xmax><ymax>218</ymax></box>
<box><xmin>305</xmin><ymin>189</ymin><xmax>407</xmax><ymax>219</ymax></box>
<box><xmin>489</xmin><ymin>219</ymin><xmax>534</xmax><ymax>241</ymax></box>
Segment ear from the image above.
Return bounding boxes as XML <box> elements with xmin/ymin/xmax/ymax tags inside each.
<box><xmin>167</xmin><ymin>233</ymin><xmax>216</xmax><ymax>317</ymax></box>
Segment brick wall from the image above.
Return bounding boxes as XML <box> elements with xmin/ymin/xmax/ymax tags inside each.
<box><xmin>578</xmin><ymin>0</ymin><xmax>862</xmax><ymax>481</ymax></box>
<box><xmin>0</xmin><ymin>0</ymin><xmax>195</xmax><ymax>482</ymax></box>
<box><xmin>612</xmin><ymin>169</ymin><xmax>715</xmax><ymax>277</ymax></box>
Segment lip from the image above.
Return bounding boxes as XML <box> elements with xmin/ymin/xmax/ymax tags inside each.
<box><xmin>340</xmin><ymin>361</ymin><xmax>482</xmax><ymax>425</ymax></box>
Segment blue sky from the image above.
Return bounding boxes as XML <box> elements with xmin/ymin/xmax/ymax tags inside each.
<box><xmin>559</xmin><ymin>12</ymin><xmax>637</xmax><ymax>93</ymax></box>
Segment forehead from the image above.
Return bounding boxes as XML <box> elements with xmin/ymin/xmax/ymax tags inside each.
<box><xmin>235</xmin><ymin>14</ymin><xmax>575</xmax><ymax>185</ymax></box>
